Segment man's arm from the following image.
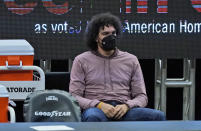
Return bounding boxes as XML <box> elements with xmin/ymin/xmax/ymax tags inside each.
<box><xmin>69</xmin><ymin>57</ymin><xmax>100</xmax><ymax>109</ymax></box>
<box><xmin>125</xmin><ymin>58</ymin><xmax>148</xmax><ymax>108</ymax></box>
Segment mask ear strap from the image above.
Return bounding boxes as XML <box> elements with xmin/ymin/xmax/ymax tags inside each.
<box><xmin>96</xmin><ymin>36</ymin><xmax>102</xmax><ymax>43</ymax></box>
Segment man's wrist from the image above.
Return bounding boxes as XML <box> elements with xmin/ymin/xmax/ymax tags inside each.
<box><xmin>123</xmin><ymin>104</ymin><xmax>129</xmax><ymax>111</ymax></box>
<box><xmin>96</xmin><ymin>102</ymin><xmax>104</xmax><ymax>109</ymax></box>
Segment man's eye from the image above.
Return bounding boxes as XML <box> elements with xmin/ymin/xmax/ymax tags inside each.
<box><xmin>112</xmin><ymin>32</ymin><xmax>116</xmax><ymax>35</ymax></box>
<box><xmin>102</xmin><ymin>33</ymin><xmax>109</xmax><ymax>35</ymax></box>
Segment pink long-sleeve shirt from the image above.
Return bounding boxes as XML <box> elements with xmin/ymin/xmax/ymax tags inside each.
<box><xmin>69</xmin><ymin>49</ymin><xmax>148</xmax><ymax>109</ymax></box>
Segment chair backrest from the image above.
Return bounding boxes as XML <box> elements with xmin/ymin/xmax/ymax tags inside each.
<box><xmin>23</xmin><ymin>89</ymin><xmax>81</xmax><ymax>122</ymax></box>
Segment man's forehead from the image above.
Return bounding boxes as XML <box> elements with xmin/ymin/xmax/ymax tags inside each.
<box><xmin>99</xmin><ymin>25</ymin><xmax>116</xmax><ymax>32</ymax></box>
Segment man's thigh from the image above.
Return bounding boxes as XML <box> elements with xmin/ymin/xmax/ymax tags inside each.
<box><xmin>121</xmin><ymin>107</ymin><xmax>166</xmax><ymax>121</ymax></box>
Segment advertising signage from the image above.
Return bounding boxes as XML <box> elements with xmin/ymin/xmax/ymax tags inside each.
<box><xmin>0</xmin><ymin>0</ymin><xmax>201</xmax><ymax>59</ymax></box>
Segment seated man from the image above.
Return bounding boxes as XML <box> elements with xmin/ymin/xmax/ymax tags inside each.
<box><xmin>69</xmin><ymin>12</ymin><xmax>166</xmax><ymax>122</ymax></box>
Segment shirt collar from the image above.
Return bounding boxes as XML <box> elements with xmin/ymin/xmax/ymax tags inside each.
<box><xmin>92</xmin><ymin>48</ymin><xmax>119</xmax><ymax>59</ymax></box>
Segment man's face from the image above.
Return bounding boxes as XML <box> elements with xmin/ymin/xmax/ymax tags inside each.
<box><xmin>96</xmin><ymin>25</ymin><xmax>116</xmax><ymax>45</ymax></box>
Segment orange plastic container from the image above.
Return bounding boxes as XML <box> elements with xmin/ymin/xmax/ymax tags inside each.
<box><xmin>0</xmin><ymin>85</ymin><xmax>15</xmax><ymax>123</ymax></box>
<box><xmin>0</xmin><ymin>40</ymin><xmax>34</xmax><ymax>81</ymax></box>
<box><xmin>0</xmin><ymin>97</ymin><xmax>9</xmax><ymax>122</ymax></box>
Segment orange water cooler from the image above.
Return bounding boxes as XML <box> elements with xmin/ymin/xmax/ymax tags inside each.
<box><xmin>0</xmin><ymin>40</ymin><xmax>34</xmax><ymax>81</ymax></box>
<box><xmin>0</xmin><ymin>40</ymin><xmax>45</xmax><ymax>101</ymax></box>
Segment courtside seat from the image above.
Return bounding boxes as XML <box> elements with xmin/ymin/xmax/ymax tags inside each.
<box><xmin>23</xmin><ymin>89</ymin><xmax>81</xmax><ymax>122</ymax></box>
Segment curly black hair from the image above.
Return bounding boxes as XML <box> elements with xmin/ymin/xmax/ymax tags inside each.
<box><xmin>85</xmin><ymin>12</ymin><xmax>122</xmax><ymax>51</ymax></box>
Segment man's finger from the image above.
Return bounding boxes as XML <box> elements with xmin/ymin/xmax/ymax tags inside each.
<box><xmin>114</xmin><ymin>104</ymin><xmax>129</xmax><ymax>119</ymax></box>
<box><xmin>114</xmin><ymin>106</ymin><xmax>123</xmax><ymax>119</ymax></box>
<box><xmin>116</xmin><ymin>110</ymin><xmax>125</xmax><ymax>119</ymax></box>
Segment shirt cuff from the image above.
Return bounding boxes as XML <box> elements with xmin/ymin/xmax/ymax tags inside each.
<box><xmin>125</xmin><ymin>100</ymin><xmax>141</xmax><ymax>109</ymax></box>
<box><xmin>90</xmin><ymin>99</ymin><xmax>101</xmax><ymax>108</ymax></box>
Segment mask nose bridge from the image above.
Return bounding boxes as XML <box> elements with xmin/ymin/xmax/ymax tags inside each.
<box><xmin>102</xmin><ymin>34</ymin><xmax>115</xmax><ymax>42</ymax></box>
<box><xmin>108</xmin><ymin>32</ymin><xmax>113</xmax><ymax>35</ymax></box>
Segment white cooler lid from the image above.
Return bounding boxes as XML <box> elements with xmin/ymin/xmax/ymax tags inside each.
<box><xmin>0</xmin><ymin>39</ymin><xmax>34</xmax><ymax>55</ymax></box>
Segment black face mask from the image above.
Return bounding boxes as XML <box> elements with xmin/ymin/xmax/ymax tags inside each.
<box><xmin>101</xmin><ymin>35</ymin><xmax>117</xmax><ymax>51</ymax></box>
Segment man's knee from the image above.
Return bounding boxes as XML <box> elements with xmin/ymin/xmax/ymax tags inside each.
<box><xmin>82</xmin><ymin>108</ymin><xmax>108</xmax><ymax>122</ymax></box>
<box><xmin>155</xmin><ymin>110</ymin><xmax>166</xmax><ymax>120</ymax></box>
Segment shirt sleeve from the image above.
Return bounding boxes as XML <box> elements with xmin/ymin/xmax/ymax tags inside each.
<box><xmin>125</xmin><ymin>58</ymin><xmax>148</xmax><ymax>108</ymax></box>
<box><xmin>69</xmin><ymin>57</ymin><xmax>100</xmax><ymax>109</ymax></box>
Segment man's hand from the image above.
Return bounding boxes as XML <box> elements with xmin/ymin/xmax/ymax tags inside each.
<box><xmin>100</xmin><ymin>102</ymin><xmax>116</xmax><ymax>118</ymax></box>
<box><xmin>113</xmin><ymin>104</ymin><xmax>129</xmax><ymax>120</ymax></box>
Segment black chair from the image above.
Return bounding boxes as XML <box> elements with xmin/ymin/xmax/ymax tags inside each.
<box><xmin>45</xmin><ymin>72</ymin><xmax>70</xmax><ymax>91</ymax></box>
<box><xmin>23</xmin><ymin>89</ymin><xmax>81</xmax><ymax>122</ymax></box>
